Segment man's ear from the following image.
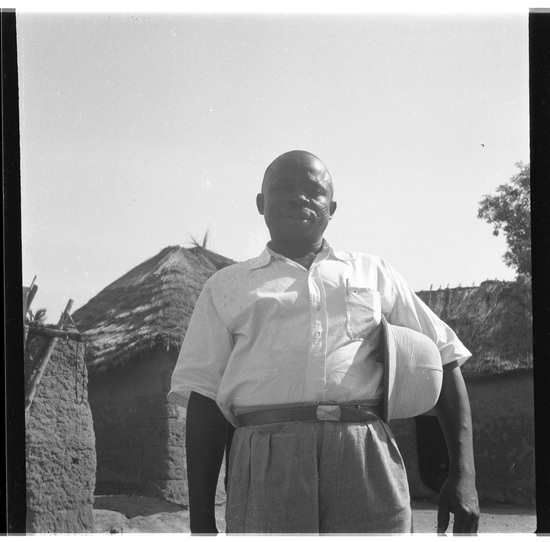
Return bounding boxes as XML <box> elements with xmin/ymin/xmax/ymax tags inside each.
<box><xmin>256</xmin><ymin>193</ymin><xmax>265</xmax><ymax>215</ymax></box>
<box><xmin>329</xmin><ymin>200</ymin><xmax>337</xmax><ymax>218</ymax></box>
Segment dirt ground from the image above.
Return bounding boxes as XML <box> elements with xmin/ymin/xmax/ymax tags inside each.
<box><xmin>92</xmin><ymin>494</ymin><xmax>537</xmax><ymax>534</ymax></box>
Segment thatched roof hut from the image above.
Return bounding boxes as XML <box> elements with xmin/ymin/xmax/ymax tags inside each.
<box><xmin>72</xmin><ymin>245</ymin><xmax>234</xmax><ymax>505</ymax></box>
<box><xmin>73</xmin><ymin>245</ymin><xmax>235</xmax><ymax>375</ymax></box>
<box><xmin>393</xmin><ymin>277</ymin><xmax>534</xmax><ymax>506</ymax></box>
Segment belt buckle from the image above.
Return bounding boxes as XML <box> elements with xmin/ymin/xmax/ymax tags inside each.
<box><xmin>316</xmin><ymin>404</ymin><xmax>341</xmax><ymax>421</ymax></box>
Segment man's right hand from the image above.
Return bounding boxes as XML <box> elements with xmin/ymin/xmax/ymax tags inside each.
<box><xmin>186</xmin><ymin>392</ymin><xmax>232</xmax><ymax>534</ymax></box>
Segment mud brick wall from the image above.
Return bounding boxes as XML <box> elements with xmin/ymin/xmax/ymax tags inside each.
<box><xmin>164</xmin><ymin>391</ymin><xmax>188</xmax><ymax>505</ymax></box>
<box><xmin>466</xmin><ymin>371</ymin><xmax>535</xmax><ymax>505</ymax></box>
<box><xmin>88</xmin><ymin>346</ymin><xmax>231</xmax><ymax>507</ymax></box>
<box><xmin>25</xmin><ymin>331</ymin><xmax>96</xmax><ymax>533</ymax></box>
<box><xmin>390</xmin><ymin>372</ymin><xmax>535</xmax><ymax>507</ymax></box>
<box><xmin>88</xmin><ymin>347</ymin><xmax>188</xmax><ymax>505</ymax></box>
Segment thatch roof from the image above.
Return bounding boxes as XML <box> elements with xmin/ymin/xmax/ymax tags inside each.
<box><xmin>417</xmin><ymin>277</ymin><xmax>533</xmax><ymax>379</ymax></box>
<box><xmin>72</xmin><ymin>246</ymin><xmax>235</xmax><ymax>375</ymax></box>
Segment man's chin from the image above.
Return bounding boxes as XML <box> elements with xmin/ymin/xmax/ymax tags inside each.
<box><xmin>271</xmin><ymin>228</ymin><xmax>322</xmax><ymax>247</ymax></box>
<box><xmin>281</xmin><ymin>223</ymin><xmax>314</xmax><ymax>238</ymax></box>
<box><xmin>268</xmin><ymin>219</ymin><xmax>328</xmax><ymax>246</ymax></box>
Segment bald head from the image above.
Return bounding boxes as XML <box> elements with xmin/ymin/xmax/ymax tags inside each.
<box><xmin>262</xmin><ymin>150</ymin><xmax>334</xmax><ymax>197</ymax></box>
<box><xmin>256</xmin><ymin>150</ymin><xmax>337</xmax><ymax>255</ymax></box>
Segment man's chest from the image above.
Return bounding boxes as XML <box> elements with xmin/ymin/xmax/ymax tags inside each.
<box><xmin>212</xmin><ymin>261</ymin><xmax>391</xmax><ymax>340</ymax></box>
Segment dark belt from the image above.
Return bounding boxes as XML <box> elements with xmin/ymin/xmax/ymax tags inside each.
<box><xmin>236</xmin><ymin>403</ymin><xmax>383</xmax><ymax>427</ymax></box>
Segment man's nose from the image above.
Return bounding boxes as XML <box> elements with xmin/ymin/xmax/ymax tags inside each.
<box><xmin>288</xmin><ymin>192</ymin><xmax>309</xmax><ymax>206</ymax></box>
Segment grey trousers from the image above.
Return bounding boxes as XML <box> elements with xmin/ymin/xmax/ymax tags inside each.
<box><xmin>225</xmin><ymin>419</ymin><xmax>412</xmax><ymax>534</ymax></box>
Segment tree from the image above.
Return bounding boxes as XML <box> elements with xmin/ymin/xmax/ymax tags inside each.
<box><xmin>478</xmin><ymin>162</ymin><xmax>531</xmax><ymax>276</ymax></box>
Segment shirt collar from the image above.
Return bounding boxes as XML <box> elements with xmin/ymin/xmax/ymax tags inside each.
<box><xmin>248</xmin><ymin>239</ymin><xmax>355</xmax><ymax>270</ymax></box>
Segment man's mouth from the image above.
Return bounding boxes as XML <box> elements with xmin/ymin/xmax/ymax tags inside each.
<box><xmin>284</xmin><ymin>211</ymin><xmax>313</xmax><ymax>221</ymax></box>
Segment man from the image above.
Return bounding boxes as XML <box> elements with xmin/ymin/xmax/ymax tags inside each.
<box><xmin>168</xmin><ymin>150</ymin><xmax>480</xmax><ymax>534</ymax></box>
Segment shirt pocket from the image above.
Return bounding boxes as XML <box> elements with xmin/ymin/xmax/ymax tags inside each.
<box><xmin>345</xmin><ymin>286</ymin><xmax>382</xmax><ymax>341</ymax></box>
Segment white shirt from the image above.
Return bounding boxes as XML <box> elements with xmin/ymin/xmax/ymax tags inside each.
<box><xmin>168</xmin><ymin>241</ymin><xmax>471</xmax><ymax>425</ymax></box>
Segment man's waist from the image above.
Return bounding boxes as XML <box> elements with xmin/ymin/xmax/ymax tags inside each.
<box><xmin>233</xmin><ymin>400</ymin><xmax>383</xmax><ymax>427</ymax></box>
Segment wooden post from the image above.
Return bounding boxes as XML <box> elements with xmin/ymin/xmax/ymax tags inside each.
<box><xmin>25</xmin><ymin>299</ymin><xmax>74</xmax><ymax>414</ymax></box>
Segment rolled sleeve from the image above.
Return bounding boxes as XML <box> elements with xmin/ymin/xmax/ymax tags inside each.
<box><xmin>167</xmin><ymin>279</ymin><xmax>234</xmax><ymax>408</ymax></box>
<box><xmin>383</xmin><ymin>261</ymin><xmax>472</xmax><ymax>367</ymax></box>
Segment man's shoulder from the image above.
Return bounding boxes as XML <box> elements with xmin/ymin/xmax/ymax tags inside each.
<box><xmin>207</xmin><ymin>254</ymin><xmax>267</xmax><ymax>283</ymax></box>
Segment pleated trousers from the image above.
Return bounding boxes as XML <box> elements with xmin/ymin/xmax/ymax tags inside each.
<box><xmin>225</xmin><ymin>419</ymin><xmax>412</xmax><ymax>534</ymax></box>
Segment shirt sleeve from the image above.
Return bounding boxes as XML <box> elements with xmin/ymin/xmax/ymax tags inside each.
<box><xmin>167</xmin><ymin>278</ymin><xmax>234</xmax><ymax>408</ymax></box>
<box><xmin>381</xmin><ymin>259</ymin><xmax>472</xmax><ymax>367</ymax></box>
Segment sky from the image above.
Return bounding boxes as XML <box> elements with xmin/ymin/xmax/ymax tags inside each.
<box><xmin>16</xmin><ymin>6</ymin><xmax>530</xmax><ymax>323</ymax></box>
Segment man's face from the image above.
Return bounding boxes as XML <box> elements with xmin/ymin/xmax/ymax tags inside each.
<box><xmin>257</xmin><ymin>153</ymin><xmax>336</xmax><ymax>247</ymax></box>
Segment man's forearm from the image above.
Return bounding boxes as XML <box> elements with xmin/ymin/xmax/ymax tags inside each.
<box><xmin>433</xmin><ymin>360</ymin><xmax>479</xmax><ymax>533</ymax></box>
<box><xmin>434</xmin><ymin>361</ymin><xmax>476</xmax><ymax>474</ymax></box>
<box><xmin>186</xmin><ymin>392</ymin><xmax>230</xmax><ymax>533</ymax></box>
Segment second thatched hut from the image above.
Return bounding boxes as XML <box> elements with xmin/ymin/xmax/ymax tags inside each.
<box><xmin>390</xmin><ymin>278</ymin><xmax>534</xmax><ymax>506</ymax></box>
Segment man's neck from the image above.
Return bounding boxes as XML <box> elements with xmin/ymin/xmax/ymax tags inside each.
<box><xmin>269</xmin><ymin>238</ymin><xmax>325</xmax><ymax>269</ymax></box>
